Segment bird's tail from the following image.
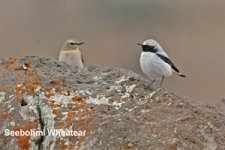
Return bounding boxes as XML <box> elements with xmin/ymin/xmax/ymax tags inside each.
<box><xmin>178</xmin><ymin>73</ymin><xmax>186</xmax><ymax>78</ymax></box>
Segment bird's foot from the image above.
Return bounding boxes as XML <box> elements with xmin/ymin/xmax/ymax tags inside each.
<box><xmin>149</xmin><ymin>88</ymin><xmax>161</xmax><ymax>98</ymax></box>
<box><xmin>155</xmin><ymin>88</ymin><xmax>161</xmax><ymax>92</ymax></box>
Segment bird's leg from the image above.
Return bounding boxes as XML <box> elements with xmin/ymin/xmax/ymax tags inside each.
<box><xmin>159</xmin><ymin>76</ymin><xmax>164</xmax><ymax>89</ymax></box>
<box><xmin>149</xmin><ymin>79</ymin><xmax>159</xmax><ymax>95</ymax></box>
<box><xmin>149</xmin><ymin>79</ymin><xmax>156</xmax><ymax>87</ymax></box>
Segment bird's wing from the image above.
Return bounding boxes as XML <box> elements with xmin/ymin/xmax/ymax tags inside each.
<box><xmin>156</xmin><ymin>53</ymin><xmax>179</xmax><ymax>73</ymax></box>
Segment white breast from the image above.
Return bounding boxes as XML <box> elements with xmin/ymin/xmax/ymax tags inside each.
<box><xmin>59</xmin><ymin>50</ymin><xmax>83</xmax><ymax>68</ymax></box>
<box><xmin>140</xmin><ymin>52</ymin><xmax>172</xmax><ymax>79</ymax></box>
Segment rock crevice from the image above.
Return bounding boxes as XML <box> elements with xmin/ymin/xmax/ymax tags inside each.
<box><xmin>36</xmin><ymin>99</ymin><xmax>45</xmax><ymax>150</ymax></box>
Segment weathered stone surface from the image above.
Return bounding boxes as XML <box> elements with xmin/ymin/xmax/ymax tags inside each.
<box><xmin>216</xmin><ymin>98</ymin><xmax>225</xmax><ymax>116</ymax></box>
<box><xmin>0</xmin><ymin>56</ymin><xmax>224</xmax><ymax>150</ymax></box>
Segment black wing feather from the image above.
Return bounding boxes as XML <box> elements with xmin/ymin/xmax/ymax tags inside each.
<box><xmin>156</xmin><ymin>53</ymin><xmax>180</xmax><ymax>73</ymax></box>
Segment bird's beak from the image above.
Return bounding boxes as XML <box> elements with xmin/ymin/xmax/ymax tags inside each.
<box><xmin>77</xmin><ymin>42</ymin><xmax>85</xmax><ymax>45</ymax></box>
<box><xmin>137</xmin><ymin>43</ymin><xmax>142</xmax><ymax>46</ymax></box>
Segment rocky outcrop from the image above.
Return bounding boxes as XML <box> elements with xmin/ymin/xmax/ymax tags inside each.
<box><xmin>0</xmin><ymin>56</ymin><xmax>224</xmax><ymax>150</ymax></box>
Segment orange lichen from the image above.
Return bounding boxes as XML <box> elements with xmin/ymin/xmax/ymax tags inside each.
<box><xmin>26</xmin><ymin>71</ymin><xmax>38</xmax><ymax>78</ymax></box>
<box><xmin>66</xmin><ymin>111</ymin><xmax>76</xmax><ymax>124</ymax></box>
<box><xmin>55</xmin><ymin>122</ymin><xmax>65</xmax><ymax>129</ymax></box>
<box><xmin>81</xmin><ymin>100</ymin><xmax>88</xmax><ymax>105</ymax></box>
<box><xmin>24</xmin><ymin>82</ymin><xmax>37</xmax><ymax>92</ymax></box>
<box><xmin>83</xmin><ymin>128</ymin><xmax>90</xmax><ymax>136</ymax></box>
<box><xmin>7</xmin><ymin>58</ymin><xmax>17</xmax><ymax>71</ymax></box>
<box><xmin>13</xmin><ymin>124</ymin><xmax>33</xmax><ymax>150</ymax></box>
<box><xmin>71</xmin><ymin>96</ymin><xmax>83</xmax><ymax>102</ymax></box>
<box><xmin>72</xmin><ymin>103</ymin><xmax>79</xmax><ymax>108</ymax></box>
<box><xmin>52</xmin><ymin>103</ymin><xmax>61</xmax><ymax>108</ymax></box>
<box><xmin>77</xmin><ymin>112</ymin><xmax>89</xmax><ymax>117</ymax></box>
<box><xmin>17</xmin><ymin>136</ymin><xmax>30</xmax><ymax>150</ymax></box>
<box><xmin>166</xmin><ymin>143</ymin><xmax>176</xmax><ymax>150</ymax></box>
<box><xmin>60</xmin><ymin>140</ymin><xmax>67</xmax><ymax>150</ymax></box>
<box><xmin>91</xmin><ymin>108</ymin><xmax>97</xmax><ymax>113</ymax></box>
<box><xmin>76</xmin><ymin>138</ymin><xmax>83</xmax><ymax>149</ymax></box>
<box><xmin>15</xmin><ymin>86</ymin><xmax>24</xmax><ymax>103</ymax></box>
<box><xmin>53</xmin><ymin>109</ymin><xmax>60</xmax><ymax>115</ymax></box>
<box><xmin>25</xmin><ymin>60</ymin><xmax>33</xmax><ymax>69</ymax></box>
<box><xmin>46</xmin><ymin>93</ymin><xmax>55</xmax><ymax>99</ymax></box>
<box><xmin>15</xmin><ymin>86</ymin><xmax>24</xmax><ymax>93</ymax></box>
<box><xmin>0</xmin><ymin>113</ymin><xmax>10</xmax><ymax>119</ymax></box>
<box><xmin>67</xmin><ymin>111</ymin><xmax>75</xmax><ymax>118</ymax></box>
<box><xmin>7</xmin><ymin>64</ymin><xmax>15</xmax><ymax>71</ymax></box>
<box><xmin>15</xmin><ymin>66</ymin><xmax>24</xmax><ymax>71</ymax></box>
<box><xmin>119</xmin><ymin>144</ymin><xmax>123</xmax><ymax>150</ymax></box>
<box><xmin>68</xmin><ymin>142</ymin><xmax>73</xmax><ymax>150</ymax></box>
<box><xmin>57</xmin><ymin>88</ymin><xmax>67</xmax><ymax>95</ymax></box>
<box><xmin>78</xmin><ymin>119</ymin><xmax>91</xmax><ymax>128</ymax></box>
<box><xmin>50</xmin><ymin>81</ymin><xmax>61</xmax><ymax>88</ymax></box>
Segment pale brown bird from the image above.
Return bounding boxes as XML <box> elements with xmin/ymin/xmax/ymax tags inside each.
<box><xmin>58</xmin><ymin>39</ymin><xmax>84</xmax><ymax>68</ymax></box>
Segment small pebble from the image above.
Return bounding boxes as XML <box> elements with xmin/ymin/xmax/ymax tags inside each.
<box><xmin>127</xmin><ymin>142</ymin><xmax>133</xmax><ymax>148</ymax></box>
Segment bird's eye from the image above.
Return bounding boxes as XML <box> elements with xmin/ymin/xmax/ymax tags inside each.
<box><xmin>150</xmin><ymin>46</ymin><xmax>155</xmax><ymax>49</ymax></box>
<box><xmin>70</xmin><ymin>42</ymin><xmax>76</xmax><ymax>45</ymax></box>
